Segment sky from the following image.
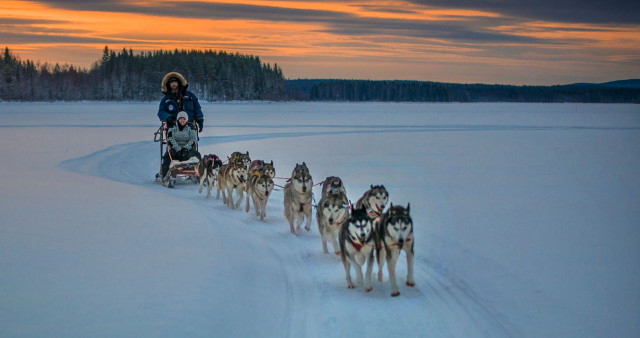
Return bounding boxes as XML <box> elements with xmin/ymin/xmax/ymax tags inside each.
<box><xmin>1</xmin><ymin>0</ymin><xmax>640</xmax><ymax>85</ymax></box>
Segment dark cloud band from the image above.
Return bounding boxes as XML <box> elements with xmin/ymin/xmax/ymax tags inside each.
<box><xmin>408</xmin><ymin>0</ymin><xmax>640</xmax><ymax>24</ymax></box>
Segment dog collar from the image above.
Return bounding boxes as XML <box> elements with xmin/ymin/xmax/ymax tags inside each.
<box><xmin>348</xmin><ymin>234</ymin><xmax>362</xmax><ymax>251</ymax></box>
<box><xmin>335</xmin><ymin>213</ymin><xmax>348</xmax><ymax>225</ymax></box>
<box><xmin>366</xmin><ymin>207</ymin><xmax>381</xmax><ymax>218</ymax></box>
<box><xmin>387</xmin><ymin>236</ymin><xmax>412</xmax><ymax>248</ymax></box>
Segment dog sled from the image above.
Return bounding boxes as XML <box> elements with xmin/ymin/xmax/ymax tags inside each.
<box><xmin>153</xmin><ymin>122</ymin><xmax>200</xmax><ymax>188</ymax></box>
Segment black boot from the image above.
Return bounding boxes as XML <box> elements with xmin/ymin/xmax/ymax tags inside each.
<box><xmin>161</xmin><ymin>157</ymin><xmax>171</xmax><ymax>179</ymax></box>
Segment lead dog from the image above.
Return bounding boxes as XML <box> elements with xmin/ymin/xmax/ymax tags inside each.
<box><xmin>316</xmin><ymin>176</ymin><xmax>349</xmax><ymax>255</ymax></box>
<box><xmin>196</xmin><ymin>154</ymin><xmax>223</xmax><ymax>198</ymax></box>
<box><xmin>245</xmin><ymin>172</ymin><xmax>274</xmax><ymax>221</ymax></box>
<box><xmin>339</xmin><ymin>205</ymin><xmax>376</xmax><ymax>292</ymax></box>
<box><xmin>283</xmin><ymin>162</ymin><xmax>313</xmax><ymax>234</ymax></box>
<box><xmin>375</xmin><ymin>203</ymin><xmax>415</xmax><ymax>297</ymax></box>
<box><xmin>216</xmin><ymin>162</ymin><xmax>248</xmax><ymax>209</ymax></box>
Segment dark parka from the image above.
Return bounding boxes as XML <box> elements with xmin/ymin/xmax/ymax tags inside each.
<box><xmin>157</xmin><ymin>72</ymin><xmax>204</xmax><ymax>123</ymax></box>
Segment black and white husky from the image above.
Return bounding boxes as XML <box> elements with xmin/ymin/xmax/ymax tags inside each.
<box><xmin>339</xmin><ymin>206</ymin><xmax>376</xmax><ymax>292</ymax></box>
<box><xmin>375</xmin><ymin>203</ymin><xmax>415</xmax><ymax>297</ymax></box>
<box><xmin>355</xmin><ymin>185</ymin><xmax>389</xmax><ymax>220</ymax></box>
<box><xmin>283</xmin><ymin>162</ymin><xmax>313</xmax><ymax>234</ymax></box>
<box><xmin>245</xmin><ymin>172</ymin><xmax>274</xmax><ymax>221</ymax></box>
<box><xmin>196</xmin><ymin>154</ymin><xmax>222</xmax><ymax>198</ymax></box>
<box><xmin>317</xmin><ymin>176</ymin><xmax>349</xmax><ymax>255</ymax></box>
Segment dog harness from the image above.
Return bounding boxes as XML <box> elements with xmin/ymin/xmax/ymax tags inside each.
<box><xmin>348</xmin><ymin>234</ymin><xmax>364</xmax><ymax>251</ymax></box>
<box><xmin>348</xmin><ymin>233</ymin><xmax>374</xmax><ymax>252</ymax></box>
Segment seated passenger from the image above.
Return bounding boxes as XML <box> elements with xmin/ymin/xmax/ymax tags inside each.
<box><xmin>160</xmin><ymin>111</ymin><xmax>202</xmax><ymax>178</ymax></box>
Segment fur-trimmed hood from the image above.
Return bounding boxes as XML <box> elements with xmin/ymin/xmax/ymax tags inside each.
<box><xmin>161</xmin><ymin>72</ymin><xmax>188</xmax><ymax>94</ymax></box>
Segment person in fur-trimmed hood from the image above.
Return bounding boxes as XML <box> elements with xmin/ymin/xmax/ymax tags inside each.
<box><xmin>160</xmin><ymin>111</ymin><xmax>202</xmax><ymax>178</ymax></box>
<box><xmin>157</xmin><ymin>72</ymin><xmax>204</xmax><ymax>132</ymax></box>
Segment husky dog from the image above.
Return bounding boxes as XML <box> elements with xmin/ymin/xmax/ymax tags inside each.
<box><xmin>283</xmin><ymin>162</ymin><xmax>313</xmax><ymax>234</ymax></box>
<box><xmin>216</xmin><ymin>162</ymin><xmax>248</xmax><ymax>209</ymax></box>
<box><xmin>355</xmin><ymin>185</ymin><xmax>389</xmax><ymax>220</ymax></box>
<box><xmin>229</xmin><ymin>151</ymin><xmax>251</xmax><ymax>168</ymax></box>
<box><xmin>316</xmin><ymin>176</ymin><xmax>349</xmax><ymax>255</ymax></box>
<box><xmin>247</xmin><ymin>160</ymin><xmax>276</xmax><ymax>178</ymax></box>
<box><xmin>321</xmin><ymin>176</ymin><xmax>348</xmax><ymax>205</ymax></box>
<box><xmin>375</xmin><ymin>203</ymin><xmax>415</xmax><ymax>297</ymax></box>
<box><xmin>196</xmin><ymin>154</ymin><xmax>223</xmax><ymax>198</ymax></box>
<box><xmin>245</xmin><ymin>172</ymin><xmax>274</xmax><ymax>221</ymax></box>
<box><xmin>339</xmin><ymin>206</ymin><xmax>376</xmax><ymax>291</ymax></box>
<box><xmin>317</xmin><ymin>193</ymin><xmax>349</xmax><ymax>255</ymax></box>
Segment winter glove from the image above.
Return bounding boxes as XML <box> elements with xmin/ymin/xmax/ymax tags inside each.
<box><xmin>196</xmin><ymin>119</ymin><xmax>204</xmax><ymax>132</ymax></box>
<box><xmin>166</xmin><ymin>116</ymin><xmax>176</xmax><ymax>127</ymax></box>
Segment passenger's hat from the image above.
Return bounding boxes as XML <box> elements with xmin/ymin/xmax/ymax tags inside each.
<box><xmin>176</xmin><ymin>111</ymin><xmax>188</xmax><ymax>121</ymax></box>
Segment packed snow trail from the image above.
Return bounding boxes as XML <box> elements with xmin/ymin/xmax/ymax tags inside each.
<box><xmin>60</xmin><ymin>127</ymin><xmax>513</xmax><ymax>337</ymax></box>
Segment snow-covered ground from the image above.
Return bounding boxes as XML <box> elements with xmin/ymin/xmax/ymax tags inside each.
<box><xmin>1</xmin><ymin>102</ymin><xmax>639</xmax><ymax>337</ymax></box>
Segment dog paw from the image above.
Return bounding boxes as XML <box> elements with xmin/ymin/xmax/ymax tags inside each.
<box><xmin>406</xmin><ymin>280</ymin><xmax>415</xmax><ymax>287</ymax></box>
<box><xmin>334</xmin><ymin>250</ymin><xmax>340</xmax><ymax>256</ymax></box>
<box><xmin>305</xmin><ymin>225</ymin><xmax>310</xmax><ymax>231</ymax></box>
<box><xmin>364</xmin><ymin>286</ymin><xmax>372</xmax><ymax>292</ymax></box>
<box><xmin>391</xmin><ymin>291</ymin><xmax>400</xmax><ymax>297</ymax></box>
<box><xmin>347</xmin><ymin>283</ymin><xmax>355</xmax><ymax>289</ymax></box>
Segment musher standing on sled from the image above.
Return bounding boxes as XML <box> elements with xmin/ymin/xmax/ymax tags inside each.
<box><xmin>158</xmin><ymin>71</ymin><xmax>204</xmax><ymax>131</ymax></box>
<box><xmin>156</xmin><ymin>71</ymin><xmax>205</xmax><ymax>180</ymax></box>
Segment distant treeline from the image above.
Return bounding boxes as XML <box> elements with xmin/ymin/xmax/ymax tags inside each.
<box><xmin>0</xmin><ymin>46</ymin><xmax>285</xmax><ymax>101</ymax></box>
<box><xmin>2</xmin><ymin>46</ymin><xmax>639</xmax><ymax>103</ymax></box>
<box><xmin>286</xmin><ymin>79</ymin><xmax>640</xmax><ymax>103</ymax></box>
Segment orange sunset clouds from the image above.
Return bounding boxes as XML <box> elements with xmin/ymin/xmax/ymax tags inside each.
<box><xmin>1</xmin><ymin>0</ymin><xmax>639</xmax><ymax>85</ymax></box>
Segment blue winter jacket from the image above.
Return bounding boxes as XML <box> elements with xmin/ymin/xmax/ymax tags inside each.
<box><xmin>157</xmin><ymin>90</ymin><xmax>203</xmax><ymax>123</ymax></box>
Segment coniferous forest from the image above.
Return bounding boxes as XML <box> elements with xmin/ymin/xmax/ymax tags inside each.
<box><xmin>1</xmin><ymin>46</ymin><xmax>639</xmax><ymax>102</ymax></box>
<box><xmin>286</xmin><ymin>79</ymin><xmax>640</xmax><ymax>103</ymax></box>
<box><xmin>0</xmin><ymin>46</ymin><xmax>285</xmax><ymax>101</ymax></box>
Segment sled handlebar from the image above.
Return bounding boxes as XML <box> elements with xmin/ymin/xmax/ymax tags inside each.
<box><xmin>153</xmin><ymin>123</ymin><xmax>167</xmax><ymax>142</ymax></box>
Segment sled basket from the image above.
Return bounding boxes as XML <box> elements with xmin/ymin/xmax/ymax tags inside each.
<box><xmin>154</xmin><ymin>122</ymin><xmax>200</xmax><ymax>188</ymax></box>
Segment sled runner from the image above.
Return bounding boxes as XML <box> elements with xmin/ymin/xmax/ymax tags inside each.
<box><xmin>153</xmin><ymin>122</ymin><xmax>199</xmax><ymax>188</ymax></box>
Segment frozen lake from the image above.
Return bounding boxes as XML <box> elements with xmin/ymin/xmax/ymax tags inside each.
<box><xmin>1</xmin><ymin>102</ymin><xmax>639</xmax><ymax>337</ymax></box>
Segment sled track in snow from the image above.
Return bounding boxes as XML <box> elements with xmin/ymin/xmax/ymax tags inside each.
<box><xmin>60</xmin><ymin>126</ymin><xmax>518</xmax><ymax>337</ymax></box>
